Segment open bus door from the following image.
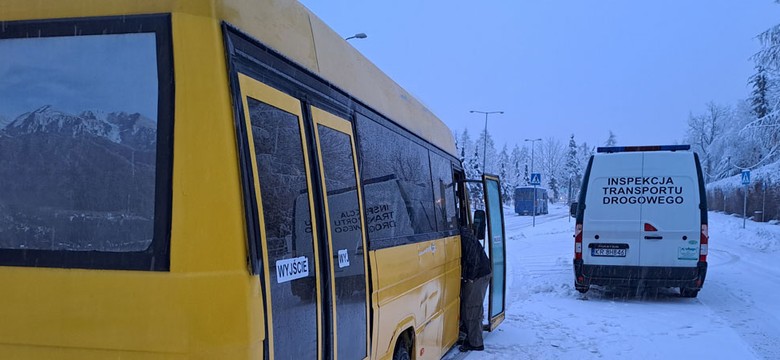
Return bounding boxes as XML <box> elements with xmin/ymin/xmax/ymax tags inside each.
<box><xmin>481</xmin><ymin>174</ymin><xmax>507</xmax><ymax>331</ymax></box>
<box><xmin>462</xmin><ymin>174</ymin><xmax>507</xmax><ymax>332</ymax></box>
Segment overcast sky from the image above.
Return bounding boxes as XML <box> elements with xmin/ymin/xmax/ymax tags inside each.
<box><xmin>299</xmin><ymin>0</ymin><xmax>779</xmax><ymax>150</ymax></box>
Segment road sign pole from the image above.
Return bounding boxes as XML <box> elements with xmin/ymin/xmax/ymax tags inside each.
<box><xmin>743</xmin><ymin>184</ymin><xmax>747</xmax><ymax>229</ymax></box>
<box><xmin>762</xmin><ymin>181</ymin><xmax>766</xmax><ymax>223</ymax></box>
<box><xmin>741</xmin><ymin>170</ymin><xmax>750</xmax><ymax>229</ymax></box>
<box><xmin>532</xmin><ymin>185</ymin><xmax>536</xmax><ymax>227</ymax></box>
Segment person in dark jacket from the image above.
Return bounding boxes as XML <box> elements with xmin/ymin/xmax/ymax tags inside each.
<box><xmin>458</xmin><ymin>225</ymin><xmax>492</xmax><ymax>352</ymax></box>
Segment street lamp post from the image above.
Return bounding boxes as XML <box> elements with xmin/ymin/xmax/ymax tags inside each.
<box><xmin>469</xmin><ymin>110</ymin><xmax>503</xmax><ymax>174</ymax></box>
<box><xmin>524</xmin><ymin>138</ymin><xmax>542</xmax><ymax>174</ymax></box>
<box><xmin>345</xmin><ymin>33</ymin><xmax>367</xmax><ymax>41</ymax></box>
<box><xmin>525</xmin><ymin>138</ymin><xmax>542</xmax><ymax>227</ymax></box>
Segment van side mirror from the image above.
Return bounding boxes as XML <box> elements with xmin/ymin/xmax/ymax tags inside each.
<box><xmin>569</xmin><ymin>202</ymin><xmax>578</xmax><ymax>217</ymax></box>
<box><xmin>473</xmin><ymin>210</ymin><xmax>486</xmax><ymax>240</ymax></box>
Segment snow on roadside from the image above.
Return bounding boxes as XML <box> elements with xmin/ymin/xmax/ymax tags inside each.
<box><xmin>457</xmin><ymin>204</ymin><xmax>779</xmax><ymax>359</ymax></box>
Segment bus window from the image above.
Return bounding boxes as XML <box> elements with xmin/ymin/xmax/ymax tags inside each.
<box><xmin>430</xmin><ymin>152</ymin><xmax>459</xmax><ymax>232</ymax></box>
<box><xmin>312</xmin><ymin>108</ymin><xmax>369</xmax><ymax>360</ymax></box>
<box><xmin>0</xmin><ymin>15</ymin><xmax>173</xmax><ymax>270</ymax></box>
<box><xmin>357</xmin><ymin>114</ymin><xmax>437</xmax><ymax>245</ymax></box>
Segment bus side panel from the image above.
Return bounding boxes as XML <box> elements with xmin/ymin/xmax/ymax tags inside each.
<box><xmin>370</xmin><ymin>236</ymin><xmax>454</xmax><ymax>360</ymax></box>
<box><xmin>441</xmin><ymin>235</ymin><xmax>462</xmax><ymax>351</ymax></box>
<box><xmin>0</xmin><ymin>269</ymin><xmax>258</xmax><ymax>359</ymax></box>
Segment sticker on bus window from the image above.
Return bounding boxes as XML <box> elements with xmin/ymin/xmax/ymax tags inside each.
<box><xmin>276</xmin><ymin>256</ymin><xmax>309</xmax><ymax>283</ymax></box>
<box><xmin>338</xmin><ymin>249</ymin><xmax>350</xmax><ymax>268</ymax></box>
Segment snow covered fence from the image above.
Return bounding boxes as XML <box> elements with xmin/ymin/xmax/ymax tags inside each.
<box><xmin>706</xmin><ymin>162</ymin><xmax>780</xmax><ymax>222</ymax></box>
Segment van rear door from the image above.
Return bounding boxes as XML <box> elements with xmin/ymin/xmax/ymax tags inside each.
<box><xmin>582</xmin><ymin>153</ymin><xmax>642</xmax><ymax>266</ymax></box>
<box><xmin>639</xmin><ymin>152</ymin><xmax>700</xmax><ymax>267</ymax></box>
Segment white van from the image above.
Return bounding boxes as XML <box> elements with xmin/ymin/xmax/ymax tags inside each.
<box><xmin>572</xmin><ymin>145</ymin><xmax>708</xmax><ymax>297</ymax></box>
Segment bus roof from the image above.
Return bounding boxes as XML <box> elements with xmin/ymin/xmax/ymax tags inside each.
<box><xmin>0</xmin><ymin>0</ymin><xmax>457</xmax><ymax>157</ymax></box>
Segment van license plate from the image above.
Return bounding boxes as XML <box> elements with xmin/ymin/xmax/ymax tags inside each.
<box><xmin>592</xmin><ymin>248</ymin><xmax>626</xmax><ymax>257</ymax></box>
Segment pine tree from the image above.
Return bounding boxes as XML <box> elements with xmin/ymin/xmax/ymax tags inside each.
<box><xmin>605</xmin><ymin>131</ymin><xmax>617</xmax><ymax>146</ymax></box>
<box><xmin>565</xmin><ymin>134</ymin><xmax>582</xmax><ymax>203</ymax></box>
<box><xmin>498</xmin><ymin>145</ymin><xmax>512</xmax><ymax>205</ymax></box>
<box><xmin>476</xmin><ymin>129</ymin><xmax>497</xmax><ymax>174</ymax></box>
<box><xmin>749</xmin><ymin>65</ymin><xmax>771</xmax><ymax>119</ymax></box>
<box><xmin>548</xmin><ymin>177</ymin><xmax>559</xmax><ymax>203</ymax></box>
<box><xmin>467</xmin><ymin>145</ymin><xmax>483</xmax><ymax>208</ymax></box>
<box><xmin>524</xmin><ymin>164</ymin><xmax>530</xmax><ymax>186</ymax></box>
<box><xmin>578</xmin><ymin>142</ymin><xmax>593</xmax><ymax>172</ymax></box>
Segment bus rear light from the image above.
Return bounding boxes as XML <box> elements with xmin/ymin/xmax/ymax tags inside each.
<box><xmin>574</xmin><ymin>223</ymin><xmax>583</xmax><ymax>260</ymax></box>
<box><xmin>699</xmin><ymin>224</ymin><xmax>708</xmax><ymax>262</ymax></box>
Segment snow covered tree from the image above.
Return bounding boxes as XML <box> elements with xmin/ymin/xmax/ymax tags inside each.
<box><xmin>467</xmin><ymin>145</ymin><xmax>483</xmax><ymax>208</ymax></box>
<box><xmin>457</xmin><ymin>129</ymin><xmax>474</xmax><ymax>168</ymax></box>
<box><xmin>523</xmin><ymin>164</ymin><xmax>530</xmax><ymax>186</ymax></box>
<box><xmin>749</xmin><ymin>65</ymin><xmax>772</xmax><ymax>120</ymax></box>
<box><xmin>498</xmin><ymin>145</ymin><xmax>512</xmax><ymax>204</ymax></box>
<box><xmin>578</xmin><ymin>142</ymin><xmax>594</xmax><ymax>175</ymax></box>
<box><xmin>744</xmin><ymin>19</ymin><xmax>780</xmax><ymax>164</ymax></box>
<box><xmin>509</xmin><ymin>144</ymin><xmax>528</xmax><ymax>199</ymax></box>
<box><xmin>752</xmin><ymin>18</ymin><xmax>780</xmax><ymax>74</ymax></box>
<box><xmin>539</xmin><ymin>137</ymin><xmax>565</xmax><ymax>202</ymax></box>
<box><xmin>565</xmin><ymin>135</ymin><xmax>582</xmax><ymax>203</ymax></box>
<box><xmin>548</xmin><ymin>177</ymin><xmax>559</xmax><ymax>203</ymax></box>
<box><xmin>476</xmin><ymin>129</ymin><xmax>498</xmax><ymax>174</ymax></box>
<box><xmin>605</xmin><ymin>131</ymin><xmax>617</xmax><ymax>146</ymax></box>
<box><xmin>686</xmin><ymin>102</ymin><xmax>729</xmax><ymax>183</ymax></box>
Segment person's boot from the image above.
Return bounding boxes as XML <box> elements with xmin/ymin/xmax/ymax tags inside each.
<box><xmin>459</xmin><ymin>344</ymin><xmax>485</xmax><ymax>352</ymax></box>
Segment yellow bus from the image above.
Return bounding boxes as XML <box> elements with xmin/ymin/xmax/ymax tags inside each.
<box><xmin>0</xmin><ymin>1</ymin><xmax>507</xmax><ymax>359</ymax></box>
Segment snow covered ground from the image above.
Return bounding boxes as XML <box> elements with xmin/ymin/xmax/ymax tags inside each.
<box><xmin>449</xmin><ymin>203</ymin><xmax>780</xmax><ymax>359</ymax></box>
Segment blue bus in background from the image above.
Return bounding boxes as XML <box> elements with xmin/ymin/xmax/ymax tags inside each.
<box><xmin>514</xmin><ymin>186</ymin><xmax>548</xmax><ymax>215</ymax></box>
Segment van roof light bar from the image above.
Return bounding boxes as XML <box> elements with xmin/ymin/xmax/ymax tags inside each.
<box><xmin>597</xmin><ymin>145</ymin><xmax>690</xmax><ymax>153</ymax></box>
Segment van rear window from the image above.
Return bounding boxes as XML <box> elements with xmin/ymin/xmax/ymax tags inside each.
<box><xmin>0</xmin><ymin>15</ymin><xmax>173</xmax><ymax>270</ymax></box>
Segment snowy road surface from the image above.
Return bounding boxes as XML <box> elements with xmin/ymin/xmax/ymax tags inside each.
<box><xmin>447</xmin><ymin>204</ymin><xmax>780</xmax><ymax>360</ymax></box>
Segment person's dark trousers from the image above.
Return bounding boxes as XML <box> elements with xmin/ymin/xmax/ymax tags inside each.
<box><xmin>460</xmin><ymin>274</ymin><xmax>490</xmax><ymax>350</ymax></box>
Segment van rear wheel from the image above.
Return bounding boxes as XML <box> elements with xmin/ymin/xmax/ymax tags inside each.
<box><xmin>680</xmin><ymin>287</ymin><xmax>699</xmax><ymax>298</ymax></box>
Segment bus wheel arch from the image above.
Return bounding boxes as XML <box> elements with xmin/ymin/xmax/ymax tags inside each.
<box><xmin>392</xmin><ymin>328</ymin><xmax>414</xmax><ymax>360</ymax></box>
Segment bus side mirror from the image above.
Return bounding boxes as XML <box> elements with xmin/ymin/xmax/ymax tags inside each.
<box><xmin>473</xmin><ymin>210</ymin><xmax>486</xmax><ymax>240</ymax></box>
<box><xmin>569</xmin><ymin>202</ymin><xmax>578</xmax><ymax>217</ymax></box>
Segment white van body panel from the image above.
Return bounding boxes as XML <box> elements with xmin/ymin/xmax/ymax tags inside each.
<box><xmin>582</xmin><ymin>153</ymin><xmax>642</xmax><ymax>267</ymax></box>
<box><xmin>639</xmin><ymin>152</ymin><xmax>701</xmax><ymax>267</ymax></box>
<box><xmin>582</xmin><ymin>151</ymin><xmax>701</xmax><ymax>268</ymax></box>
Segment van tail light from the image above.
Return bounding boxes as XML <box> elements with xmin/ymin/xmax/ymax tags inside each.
<box><xmin>574</xmin><ymin>223</ymin><xmax>583</xmax><ymax>260</ymax></box>
<box><xmin>699</xmin><ymin>224</ymin><xmax>708</xmax><ymax>262</ymax></box>
<box><xmin>644</xmin><ymin>223</ymin><xmax>658</xmax><ymax>232</ymax></box>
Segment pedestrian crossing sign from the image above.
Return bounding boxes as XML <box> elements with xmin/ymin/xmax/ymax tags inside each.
<box><xmin>530</xmin><ymin>173</ymin><xmax>541</xmax><ymax>186</ymax></box>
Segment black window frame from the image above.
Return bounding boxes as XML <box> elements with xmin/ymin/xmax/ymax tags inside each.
<box><xmin>222</xmin><ymin>24</ymin><xmax>460</xmax><ymax>255</ymax></box>
<box><xmin>0</xmin><ymin>14</ymin><xmax>174</xmax><ymax>271</ymax></box>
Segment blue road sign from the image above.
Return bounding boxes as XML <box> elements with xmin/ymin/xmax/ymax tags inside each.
<box><xmin>741</xmin><ymin>170</ymin><xmax>750</xmax><ymax>185</ymax></box>
<box><xmin>530</xmin><ymin>173</ymin><xmax>542</xmax><ymax>186</ymax></box>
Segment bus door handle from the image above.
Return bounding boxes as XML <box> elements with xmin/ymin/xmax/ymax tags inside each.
<box><xmin>644</xmin><ymin>235</ymin><xmax>663</xmax><ymax>240</ymax></box>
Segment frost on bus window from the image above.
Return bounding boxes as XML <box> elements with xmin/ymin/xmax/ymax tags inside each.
<box><xmin>357</xmin><ymin>114</ymin><xmax>437</xmax><ymax>243</ymax></box>
<box><xmin>430</xmin><ymin>153</ymin><xmax>458</xmax><ymax>231</ymax></box>
<box><xmin>0</xmin><ymin>33</ymin><xmax>159</xmax><ymax>252</ymax></box>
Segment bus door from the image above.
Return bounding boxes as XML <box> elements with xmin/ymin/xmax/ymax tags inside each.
<box><xmin>310</xmin><ymin>106</ymin><xmax>370</xmax><ymax>360</ymax></box>
<box><xmin>237</xmin><ymin>73</ymin><xmax>323</xmax><ymax>359</ymax></box>
<box><xmin>482</xmin><ymin>174</ymin><xmax>507</xmax><ymax>331</ymax></box>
